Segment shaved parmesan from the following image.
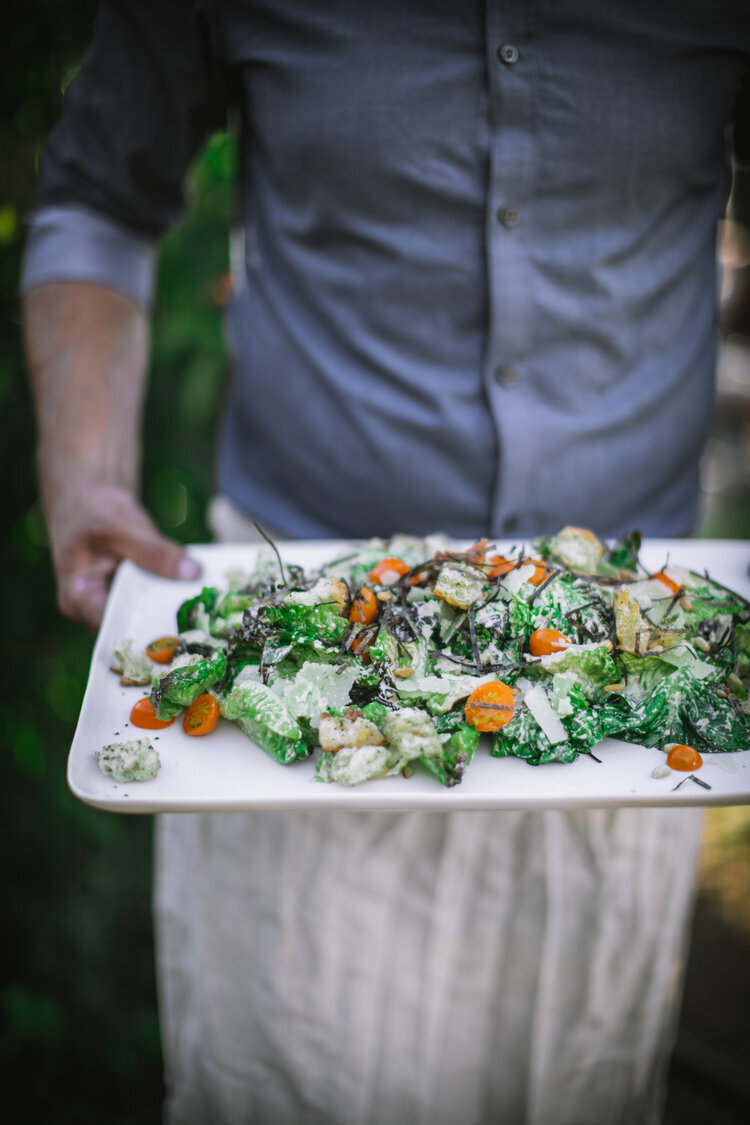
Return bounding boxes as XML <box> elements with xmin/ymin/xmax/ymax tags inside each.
<box><xmin>518</xmin><ymin>677</ymin><xmax>568</xmax><ymax>745</ymax></box>
<box><xmin>500</xmin><ymin>564</ymin><xmax>536</xmax><ymax>596</ymax></box>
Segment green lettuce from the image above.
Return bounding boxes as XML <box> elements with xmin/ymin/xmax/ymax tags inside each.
<box><xmin>150</xmin><ymin>649</ymin><xmax>227</xmax><ymax>720</ymax></box>
<box><xmin>529</xmin><ymin>643</ymin><xmax>619</xmax><ymax>701</ymax></box>
<box><xmin>491</xmin><ymin>705</ymin><xmax>579</xmax><ymax>765</ymax></box>
<box><xmin>219</xmin><ymin>678</ymin><xmax>310</xmax><ymax>763</ymax></box>
<box><xmin>177</xmin><ymin>586</ymin><xmax>221</xmax><ymax>633</ymax></box>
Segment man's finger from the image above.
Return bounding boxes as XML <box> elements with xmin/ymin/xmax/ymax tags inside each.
<box><xmin>111</xmin><ymin>526</ymin><xmax>202</xmax><ymax>581</ymax></box>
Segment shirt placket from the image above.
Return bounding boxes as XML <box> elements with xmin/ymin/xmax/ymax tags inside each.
<box><xmin>484</xmin><ymin>1</ymin><xmax>537</xmax><ymax>537</ymax></box>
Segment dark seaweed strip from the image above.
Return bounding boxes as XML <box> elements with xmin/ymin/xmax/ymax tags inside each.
<box><xmin>661</xmin><ymin>588</ymin><xmax>686</xmax><ymax>620</ymax></box>
<box><xmin>252</xmin><ymin>521</ymin><xmax>287</xmax><ymax>586</ymax></box>
<box><xmin>183</xmin><ymin>641</ymin><xmax>216</xmax><ymax>658</ymax></box>
<box><xmin>707</xmin><ymin>628</ymin><xmax>733</xmax><ymax>659</ymax></box>
<box><xmin>671</xmin><ymin>774</ymin><xmax>712</xmax><ymax>792</ymax></box>
<box><xmin>335</xmin><ymin>622</ymin><xmax>356</xmax><ymax>665</ymax></box>
<box><xmin>690</xmin><ymin>567</ymin><xmax>750</xmax><ymax>610</ymax></box>
<box><xmin>379</xmin><ymin>603</ymin><xmax>396</xmax><ymax>632</ymax></box>
<box><xmin>399</xmin><ymin>606</ymin><xmax>422</xmax><ymax>643</ymax></box>
<box><xmin>689</xmin><ymin>775</ymin><xmax>712</xmax><ymax>790</ymax></box>
<box><xmin>474</xmin><ymin>587</ymin><xmax>504</xmax><ymax>613</ymax></box>
<box><xmin>721</xmin><ymin>680</ymin><xmax>745</xmax><ymax>719</ymax></box>
<box><xmin>483</xmin><ymin>661</ymin><xmax>531</xmax><ymax>673</ymax></box>
<box><xmin>399</xmin><ymin>540</ymin><xmax>492</xmax><ymax>589</ymax></box>
<box><xmin>405</xmin><ymin>618</ymin><xmax>422</xmax><ymax>644</ymax></box>
<box><xmin>430</xmin><ymin>647</ymin><xmax>530</xmax><ymax>675</ymax></box>
<box><xmin>430</xmin><ymin>648</ymin><xmax>477</xmax><ymax>669</ymax></box>
<box><xmin>468</xmin><ymin>607</ymin><xmax>482</xmax><ymax>673</ymax></box>
<box><xmin>399</xmin><ymin>560</ymin><xmax>438</xmax><ymax>586</ymax></box>
<box><xmin>468</xmin><ymin>702</ymin><xmax>514</xmax><ymax>711</ymax></box>
<box><xmin>563</xmin><ymin>600</ymin><xmax>596</xmax><ymax>618</ymax></box>
<box><xmin>589</xmin><ymin>752</ymin><xmax>602</xmax><ymax>763</ymax></box>
<box><xmin>672</xmin><ymin>774</ymin><xmax>712</xmax><ymax>792</ymax></box>
<box><xmin>608</xmin><ymin>615</ymin><xmax>620</xmax><ymax>653</ymax></box>
<box><xmin>528</xmin><ymin>567</ymin><xmax>561</xmax><ymax>604</ymax></box>
<box><xmin>337</xmin><ymin>619</ymin><xmax>381</xmax><ymax>666</ymax></box>
<box><xmin>581</xmin><ymin>574</ymin><xmax>633</xmax><ymax>588</ymax></box>
<box><xmin>563</xmin><ymin>600</ymin><xmax>611</xmax><ymax>646</ymax></box>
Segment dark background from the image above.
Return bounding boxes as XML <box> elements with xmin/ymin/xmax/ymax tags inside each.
<box><xmin>2</xmin><ymin>6</ymin><xmax>749</xmax><ymax>1121</ymax></box>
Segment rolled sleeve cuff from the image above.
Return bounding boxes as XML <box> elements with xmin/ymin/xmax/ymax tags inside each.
<box><xmin>20</xmin><ymin>205</ymin><xmax>159</xmax><ymax>312</ymax></box>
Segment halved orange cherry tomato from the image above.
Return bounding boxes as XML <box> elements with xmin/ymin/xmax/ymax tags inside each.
<box><xmin>666</xmin><ymin>744</ymin><xmax>703</xmax><ymax>772</ymax></box>
<box><xmin>368</xmin><ymin>557</ymin><xmax>410</xmax><ymax>586</ymax></box>
<box><xmin>652</xmin><ymin>570</ymin><xmax>682</xmax><ymax>595</ymax></box>
<box><xmin>130</xmin><ymin>697</ymin><xmax>175</xmax><ymax>730</ymax></box>
<box><xmin>464</xmin><ymin>680</ymin><xmax>515</xmax><ymax>732</ymax></box>
<box><xmin>528</xmin><ymin>628</ymin><xmax>570</xmax><ymax>657</ymax></box>
<box><xmin>145</xmin><ymin>635</ymin><xmax>181</xmax><ymax>664</ymax></box>
<box><xmin>488</xmin><ymin>556</ymin><xmax>549</xmax><ymax>585</ymax></box>
<box><xmin>183</xmin><ymin>693</ymin><xmax>220</xmax><ymax>737</ymax></box>
<box><xmin>488</xmin><ymin>555</ymin><xmax>515</xmax><ymax>579</ymax></box>
<box><xmin>526</xmin><ymin>558</ymin><xmax>551</xmax><ymax>586</ymax></box>
<box><xmin>349</xmin><ymin>586</ymin><xmax>378</xmax><ymax>625</ymax></box>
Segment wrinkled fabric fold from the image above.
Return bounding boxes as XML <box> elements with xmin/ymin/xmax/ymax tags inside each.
<box><xmin>154</xmin><ymin>806</ymin><xmax>701</xmax><ymax>1125</ymax></box>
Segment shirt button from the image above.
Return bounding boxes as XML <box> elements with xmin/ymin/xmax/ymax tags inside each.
<box><xmin>497</xmin><ymin>206</ymin><xmax>519</xmax><ymax>229</ymax></box>
<box><xmin>494</xmin><ymin>364</ymin><xmax>517</xmax><ymax>388</ymax></box>
<box><xmin>503</xmin><ymin>514</ymin><xmax>520</xmax><ymax>534</ymax></box>
<box><xmin>498</xmin><ymin>44</ymin><xmax>519</xmax><ymax>66</ymax></box>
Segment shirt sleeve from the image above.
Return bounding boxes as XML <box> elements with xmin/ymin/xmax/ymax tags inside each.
<box><xmin>21</xmin><ymin>0</ymin><xmax>229</xmax><ymax>308</ymax></box>
<box><xmin>20</xmin><ymin>204</ymin><xmax>160</xmax><ymax>311</ymax></box>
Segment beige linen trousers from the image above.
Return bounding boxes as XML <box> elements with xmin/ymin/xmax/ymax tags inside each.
<box><xmin>154</xmin><ymin>498</ymin><xmax>702</xmax><ymax>1125</ymax></box>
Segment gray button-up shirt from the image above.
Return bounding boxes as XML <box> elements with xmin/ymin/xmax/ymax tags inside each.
<box><xmin>21</xmin><ymin>0</ymin><xmax>750</xmax><ymax>539</ymax></box>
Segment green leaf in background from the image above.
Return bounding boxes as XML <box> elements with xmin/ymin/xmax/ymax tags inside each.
<box><xmin>3</xmin><ymin>12</ymin><xmax>235</xmax><ymax>1116</ymax></box>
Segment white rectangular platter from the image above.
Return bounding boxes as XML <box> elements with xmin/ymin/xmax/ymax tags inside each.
<box><xmin>68</xmin><ymin>538</ymin><xmax>750</xmax><ymax>813</ymax></box>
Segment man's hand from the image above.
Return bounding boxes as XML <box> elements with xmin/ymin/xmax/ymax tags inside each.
<box><xmin>23</xmin><ymin>280</ymin><xmax>201</xmax><ymax>632</ymax></box>
<box><xmin>49</xmin><ymin>481</ymin><xmax>200</xmax><ymax>631</ymax></box>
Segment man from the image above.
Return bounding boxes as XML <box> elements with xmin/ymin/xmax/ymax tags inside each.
<box><xmin>22</xmin><ymin>3</ymin><xmax>750</xmax><ymax>1122</ymax></box>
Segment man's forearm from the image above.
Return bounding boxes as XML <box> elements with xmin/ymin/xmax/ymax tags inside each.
<box><xmin>23</xmin><ymin>280</ymin><xmax>149</xmax><ymax>505</ymax></box>
<box><xmin>22</xmin><ymin>280</ymin><xmax>200</xmax><ymax>629</ymax></box>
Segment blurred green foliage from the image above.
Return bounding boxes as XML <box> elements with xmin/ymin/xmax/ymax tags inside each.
<box><xmin>2</xmin><ymin>5</ymin><xmax>232</xmax><ymax>1120</ymax></box>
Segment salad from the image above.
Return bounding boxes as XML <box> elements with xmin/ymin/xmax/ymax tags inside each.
<box><xmin>108</xmin><ymin>526</ymin><xmax>750</xmax><ymax>787</ymax></box>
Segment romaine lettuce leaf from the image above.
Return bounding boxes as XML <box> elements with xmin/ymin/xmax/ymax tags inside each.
<box><xmin>272</xmin><ymin>660</ymin><xmax>361</xmax><ymax>727</ymax></box>
<box><xmin>177</xmin><ymin>586</ymin><xmax>221</xmax><ymax>633</ymax></box>
<box><xmin>491</xmin><ymin>705</ymin><xmax>579</xmax><ymax>765</ymax></box>
<box><xmin>421</xmin><ymin>723</ymin><xmax>479</xmax><ymax>787</ymax></box>
<box><xmin>219</xmin><ymin>679</ymin><xmax>310</xmax><ymax>763</ymax></box>
<box><xmin>150</xmin><ymin>649</ymin><xmax>227</xmax><ymax>720</ymax></box>
<box><xmin>528</xmin><ymin>642</ymin><xmax>619</xmax><ymax>701</ymax></box>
